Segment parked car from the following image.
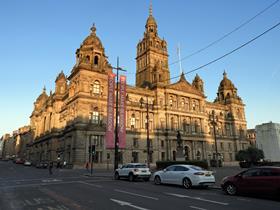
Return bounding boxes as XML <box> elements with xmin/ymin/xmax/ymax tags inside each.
<box><xmin>24</xmin><ymin>160</ymin><xmax>32</xmax><ymax>166</ymax></box>
<box><xmin>35</xmin><ymin>162</ymin><xmax>48</xmax><ymax>169</ymax></box>
<box><xmin>221</xmin><ymin>166</ymin><xmax>280</xmax><ymax>196</ymax></box>
<box><xmin>114</xmin><ymin>163</ymin><xmax>151</xmax><ymax>181</ymax></box>
<box><xmin>153</xmin><ymin>164</ymin><xmax>215</xmax><ymax>189</ymax></box>
<box><xmin>15</xmin><ymin>158</ymin><xmax>25</xmax><ymax>164</ymax></box>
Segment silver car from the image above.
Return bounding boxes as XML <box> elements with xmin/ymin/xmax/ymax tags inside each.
<box><xmin>153</xmin><ymin>164</ymin><xmax>215</xmax><ymax>189</ymax></box>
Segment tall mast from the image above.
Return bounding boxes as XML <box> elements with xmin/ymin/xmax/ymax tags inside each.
<box><xmin>177</xmin><ymin>43</ymin><xmax>183</xmax><ymax>74</ymax></box>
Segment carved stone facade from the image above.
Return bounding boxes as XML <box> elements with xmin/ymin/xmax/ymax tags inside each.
<box><xmin>26</xmin><ymin>8</ymin><xmax>250</xmax><ymax>168</ymax></box>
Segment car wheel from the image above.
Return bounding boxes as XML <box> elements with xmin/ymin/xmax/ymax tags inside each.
<box><xmin>128</xmin><ymin>173</ymin><xmax>134</xmax><ymax>182</ymax></box>
<box><xmin>154</xmin><ymin>176</ymin><xmax>161</xmax><ymax>185</ymax></box>
<box><xmin>182</xmin><ymin>178</ymin><xmax>192</xmax><ymax>189</ymax></box>
<box><xmin>225</xmin><ymin>183</ymin><xmax>237</xmax><ymax>195</ymax></box>
<box><xmin>114</xmin><ymin>172</ymin><xmax>120</xmax><ymax>180</ymax></box>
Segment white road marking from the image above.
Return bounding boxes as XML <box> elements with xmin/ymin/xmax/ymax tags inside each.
<box><xmin>42</xmin><ymin>179</ymin><xmax>62</xmax><ymax>183</ymax></box>
<box><xmin>166</xmin><ymin>193</ymin><xmax>229</xmax><ymax>206</ymax></box>
<box><xmin>0</xmin><ymin>180</ymin><xmax>79</xmax><ymax>189</ymax></box>
<box><xmin>110</xmin><ymin>198</ymin><xmax>150</xmax><ymax>210</ymax></box>
<box><xmin>79</xmin><ymin>181</ymin><xmax>103</xmax><ymax>188</ymax></box>
<box><xmin>114</xmin><ymin>189</ymin><xmax>159</xmax><ymax>200</ymax></box>
<box><xmin>237</xmin><ymin>198</ymin><xmax>251</xmax><ymax>202</ymax></box>
<box><xmin>189</xmin><ymin>206</ymin><xmax>207</xmax><ymax>210</ymax></box>
<box><xmin>0</xmin><ymin>176</ymin><xmax>86</xmax><ymax>183</ymax></box>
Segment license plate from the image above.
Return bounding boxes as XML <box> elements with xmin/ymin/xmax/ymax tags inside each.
<box><xmin>142</xmin><ymin>170</ymin><xmax>146</xmax><ymax>172</ymax></box>
<box><xmin>205</xmin><ymin>173</ymin><xmax>211</xmax><ymax>176</ymax></box>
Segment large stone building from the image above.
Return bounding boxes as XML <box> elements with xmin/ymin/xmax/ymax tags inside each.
<box><xmin>26</xmin><ymin>6</ymin><xmax>249</xmax><ymax>168</ymax></box>
<box><xmin>256</xmin><ymin>122</ymin><xmax>280</xmax><ymax>161</ymax></box>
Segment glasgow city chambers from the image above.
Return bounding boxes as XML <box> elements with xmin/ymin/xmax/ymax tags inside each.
<box><xmin>1</xmin><ymin>6</ymin><xmax>251</xmax><ymax>168</ymax></box>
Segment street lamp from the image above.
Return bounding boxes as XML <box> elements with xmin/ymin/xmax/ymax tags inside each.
<box><xmin>209</xmin><ymin>110</ymin><xmax>219</xmax><ymax>167</ymax></box>
<box><xmin>112</xmin><ymin>57</ymin><xmax>126</xmax><ymax>171</ymax></box>
<box><xmin>140</xmin><ymin>96</ymin><xmax>150</xmax><ymax>168</ymax></box>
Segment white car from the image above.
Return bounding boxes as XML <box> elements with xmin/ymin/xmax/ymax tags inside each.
<box><xmin>114</xmin><ymin>163</ymin><xmax>151</xmax><ymax>182</ymax></box>
<box><xmin>24</xmin><ymin>160</ymin><xmax>32</xmax><ymax>166</ymax></box>
<box><xmin>153</xmin><ymin>164</ymin><xmax>215</xmax><ymax>189</ymax></box>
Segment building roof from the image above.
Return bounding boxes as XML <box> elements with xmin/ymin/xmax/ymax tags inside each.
<box><xmin>167</xmin><ymin>73</ymin><xmax>204</xmax><ymax>97</ymax></box>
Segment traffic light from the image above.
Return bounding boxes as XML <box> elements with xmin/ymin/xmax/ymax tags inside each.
<box><xmin>88</xmin><ymin>145</ymin><xmax>96</xmax><ymax>156</ymax></box>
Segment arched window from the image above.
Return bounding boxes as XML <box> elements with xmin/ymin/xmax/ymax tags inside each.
<box><xmin>226</xmin><ymin>93</ymin><xmax>230</xmax><ymax>99</ymax></box>
<box><xmin>86</xmin><ymin>55</ymin><xmax>90</xmax><ymax>63</ymax></box>
<box><xmin>94</xmin><ymin>56</ymin><xmax>99</xmax><ymax>65</ymax></box>
<box><xmin>181</xmin><ymin>99</ymin><xmax>185</xmax><ymax>109</ymax></box>
<box><xmin>93</xmin><ymin>80</ymin><xmax>100</xmax><ymax>94</ymax></box>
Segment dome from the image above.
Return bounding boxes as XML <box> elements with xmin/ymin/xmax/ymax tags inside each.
<box><xmin>218</xmin><ymin>71</ymin><xmax>235</xmax><ymax>90</ymax></box>
<box><xmin>81</xmin><ymin>24</ymin><xmax>104</xmax><ymax>50</ymax></box>
<box><xmin>36</xmin><ymin>87</ymin><xmax>48</xmax><ymax>104</ymax></box>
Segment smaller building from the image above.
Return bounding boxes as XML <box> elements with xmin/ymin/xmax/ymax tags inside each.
<box><xmin>1</xmin><ymin>133</ymin><xmax>15</xmax><ymax>159</ymax></box>
<box><xmin>246</xmin><ymin>129</ymin><xmax>256</xmax><ymax>146</ymax></box>
<box><xmin>256</xmin><ymin>122</ymin><xmax>280</xmax><ymax>161</ymax></box>
<box><xmin>0</xmin><ymin>136</ymin><xmax>4</xmax><ymax>159</ymax></box>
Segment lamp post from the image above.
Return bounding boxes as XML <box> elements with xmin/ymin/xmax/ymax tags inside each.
<box><xmin>112</xmin><ymin>57</ymin><xmax>126</xmax><ymax>171</ymax></box>
<box><xmin>140</xmin><ymin>96</ymin><xmax>150</xmax><ymax>168</ymax></box>
<box><xmin>209</xmin><ymin>110</ymin><xmax>219</xmax><ymax>167</ymax></box>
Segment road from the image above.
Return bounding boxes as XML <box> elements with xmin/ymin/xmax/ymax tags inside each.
<box><xmin>0</xmin><ymin>161</ymin><xmax>279</xmax><ymax>210</ymax></box>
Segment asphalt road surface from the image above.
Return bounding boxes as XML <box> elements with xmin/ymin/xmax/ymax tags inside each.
<box><xmin>0</xmin><ymin>161</ymin><xmax>279</xmax><ymax>210</ymax></box>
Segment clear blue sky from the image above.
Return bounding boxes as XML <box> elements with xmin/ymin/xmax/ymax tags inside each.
<box><xmin>0</xmin><ymin>0</ymin><xmax>279</xmax><ymax>136</ymax></box>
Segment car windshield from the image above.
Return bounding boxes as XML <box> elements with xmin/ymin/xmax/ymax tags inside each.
<box><xmin>190</xmin><ymin>166</ymin><xmax>203</xmax><ymax>171</ymax></box>
<box><xmin>134</xmin><ymin>164</ymin><xmax>147</xmax><ymax>168</ymax></box>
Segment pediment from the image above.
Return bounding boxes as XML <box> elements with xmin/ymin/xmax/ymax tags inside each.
<box><xmin>167</xmin><ymin>77</ymin><xmax>204</xmax><ymax>97</ymax></box>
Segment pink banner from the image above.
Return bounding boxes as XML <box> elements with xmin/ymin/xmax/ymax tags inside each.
<box><xmin>118</xmin><ymin>75</ymin><xmax>126</xmax><ymax>149</ymax></box>
<box><xmin>106</xmin><ymin>73</ymin><xmax>116</xmax><ymax>149</ymax></box>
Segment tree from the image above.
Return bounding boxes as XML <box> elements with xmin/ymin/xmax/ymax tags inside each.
<box><xmin>235</xmin><ymin>146</ymin><xmax>264</xmax><ymax>164</ymax></box>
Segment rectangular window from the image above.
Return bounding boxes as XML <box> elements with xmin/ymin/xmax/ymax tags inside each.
<box><xmin>133</xmin><ymin>138</ymin><xmax>139</xmax><ymax>147</ymax></box>
<box><xmin>93</xmin><ymin>151</ymin><xmax>102</xmax><ymax>163</ymax></box>
<box><xmin>161</xmin><ymin>152</ymin><xmax>165</xmax><ymax>160</ymax></box>
<box><xmin>229</xmin><ymin>153</ymin><xmax>233</xmax><ymax>161</ymax></box>
<box><xmin>228</xmin><ymin>142</ymin><xmax>231</xmax><ymax>150</ymax></box>
<box><xmin>132</xmin><ymin>152</ymin><xmax>139</xmax><ymax>163</ymax></box>
<box><xmin>220</xmin><ymin>142</ymin><xmax>224</xmax><ymax>150</ymax></box>
<box><xmin>92</xmin><ymin>135</ymin><xmax>98</xmax><ymax>146</ymax></box>
<box><xmin>131</xmin><ymin>116</ymin><xmax>136</xmax><ymax>129</ymax></box>
<box><xmin>92</xmin><ymin>111</ymin><xmax>99</xmax><ymax>124</ymax></box>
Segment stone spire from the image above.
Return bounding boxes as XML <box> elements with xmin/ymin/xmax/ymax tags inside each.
<box><xmin>90</xmin><ymin>23</ymin><xmax>96</xmax><ymax>36</ymax></box>
<box><xmin>149</xmin><ymin>0</ymin><xmax>153</xmax><ymax>16</ymax></box>
<box><xmin>145</xmin><ymin>0</ymin><xmax>157</xmax><ymax>35</ymax></box>
<box><xmin>192</xmin><ymin>74</ymin><xmax>204</xmax><ymax>93</ymax></box>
